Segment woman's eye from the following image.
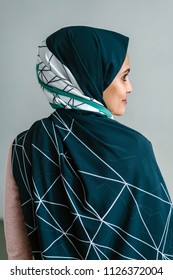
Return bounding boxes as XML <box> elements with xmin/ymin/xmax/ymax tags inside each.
<box><xmin>121</xmin><ymin>75</ymin><xmax>127</xmax><ymax>81</ymax></box>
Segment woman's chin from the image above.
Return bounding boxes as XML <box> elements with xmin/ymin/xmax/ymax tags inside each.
<box><xmin>112</xmin><ymin>109</ymin><xmax>126</xmax><ymax>116</ymax></box>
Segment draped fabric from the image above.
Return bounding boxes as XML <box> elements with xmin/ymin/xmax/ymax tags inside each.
<box><xmin>12</xmin><ymin>26</ymin><xmax>173</xmax><ymax>260</ymax></box>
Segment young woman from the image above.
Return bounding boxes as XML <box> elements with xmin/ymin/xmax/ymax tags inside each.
<box><xmin>4</xmin><ymin>26</ymin><xmax>173</xmax><ymax>260</ymax></box>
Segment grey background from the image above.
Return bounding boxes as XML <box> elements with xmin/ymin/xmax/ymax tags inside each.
<box><xmin>1</xmin><ymin>0</ymin><xmax>173</xmax><ymax>219</ymax></box>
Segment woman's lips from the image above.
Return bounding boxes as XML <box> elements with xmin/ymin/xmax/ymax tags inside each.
<box><xmin>122</xmin><ymin>99</ymin><xmax>127</xmax><ymax>104</ymax></box>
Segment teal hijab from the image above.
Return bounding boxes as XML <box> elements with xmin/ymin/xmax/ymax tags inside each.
<box><xmin>36</xmin><ymin>26</ymin><xmax>128</xmax><ymax>117</ymax></box>
<box><xmin>12</xmin><ymin>26</ymin><xmax>173</xmax><ymax>260</ymax></box>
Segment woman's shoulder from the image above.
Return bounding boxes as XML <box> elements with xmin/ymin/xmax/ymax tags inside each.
<box><xmin>113</xmin><ymin>119</ymin><xmax>154</xmax><ymax>155</ymax></box>
<box><xmin>12</xmin><ymin>115</ymin><xmax>52</xmax><ymax>145</ymax></box>
<box><xmin>115</xmin><ymin>119</ymin><xmax>151</xmax><ymax>142</ymax></box>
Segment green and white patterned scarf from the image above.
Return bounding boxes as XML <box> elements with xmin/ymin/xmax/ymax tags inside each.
<box><xmin>37</xmin><ymin>41</ymin><xmax>113</xmax><ymax>118</ymax></box>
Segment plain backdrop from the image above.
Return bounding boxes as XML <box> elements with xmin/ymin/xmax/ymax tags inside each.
<box><xmin>1</xmin><ymin>0</ymin><xmax>173</xmax><ymax>219</ymax></box>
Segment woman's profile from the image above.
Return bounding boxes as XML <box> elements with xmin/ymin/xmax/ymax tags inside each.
<box><xmin>4</xmin><ymin>26</ymin><xmax>173</xmax><ymax>260</ymax></box>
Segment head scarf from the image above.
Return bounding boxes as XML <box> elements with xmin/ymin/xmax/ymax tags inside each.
<box><xmin>36</xmin><ymin>26</ymin><xmax>128</xmax><ymax>117</ymax></box>
<box><xmin>12</xmin><ymin>26</ymin><xmax>173</xmax><ymax>260</ymax></box>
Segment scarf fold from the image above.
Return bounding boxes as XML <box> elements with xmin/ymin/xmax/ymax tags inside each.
<box><xmin>36</xmin><ymin>41</ymin><xmax>113</xmax><ymax>118</ymax></box>
<box><xmin>12</xmin><ymin>26</ymin><xmax>173</xmax><ymax>260</ymax></box>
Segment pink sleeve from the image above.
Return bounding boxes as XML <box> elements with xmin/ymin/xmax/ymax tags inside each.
<box><xmin>4</xmin><ymin>145</ymin><xmax>33</xmax><ymax>260</ymax></box>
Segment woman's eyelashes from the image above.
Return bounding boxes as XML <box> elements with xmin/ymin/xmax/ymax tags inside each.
<box><xmin>121</xmin><ymin>68</ymin><xmax>130</xmax><ymax>82</ymax></box>
<box><xmin>121</xmin><ymin>74</ymin><xmax>128</xmax><ymax>81</ymax></box>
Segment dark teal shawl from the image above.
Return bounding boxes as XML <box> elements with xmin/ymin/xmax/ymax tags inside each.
<box><xmin>12</xmin><ymin>26</ymin><xmax>173</xmax><ymax>260</ymax></box>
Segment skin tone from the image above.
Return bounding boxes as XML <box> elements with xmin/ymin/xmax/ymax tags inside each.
<box><xmin>103</xmin><ymin>54</ymin><xmax>133</xmax><ymax>116</ymax></box>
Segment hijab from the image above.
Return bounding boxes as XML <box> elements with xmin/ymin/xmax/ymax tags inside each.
<box><xmin>12</xmin><ymin>26</ymin><xmax>173</xmax><ymax>260</ymax></box>
<box><xmin>36</xmin><ymin>26</ymin><xmax>128</xmax><ymax>117</ymax></box>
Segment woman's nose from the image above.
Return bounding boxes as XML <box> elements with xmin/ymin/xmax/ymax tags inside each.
<box><xmin>127</xmin><ymin>79</ymin><xmax>133</xmax><ymax>94</ymax></box>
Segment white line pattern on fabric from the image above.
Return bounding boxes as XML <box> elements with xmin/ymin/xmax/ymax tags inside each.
<box><xmin>37</xmin><ymin>42</ymin><xmax>110</xmax><ymax>115</ymax></box>
<box><xmin>12</xmin><ymin>113</ymin><xmax>173</xmax><ymax>260</ymax></box>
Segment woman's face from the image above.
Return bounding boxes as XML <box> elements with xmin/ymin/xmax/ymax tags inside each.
<box><xmin>103</xmin><ymin>54</ymin><xmax>132</xmax><ymax>116</ymax></box>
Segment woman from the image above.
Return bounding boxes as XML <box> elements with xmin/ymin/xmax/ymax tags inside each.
<box><xmin>4</xmin><ymin>26</ymin><xmax>173</xmax><ymax>260</ymax></box>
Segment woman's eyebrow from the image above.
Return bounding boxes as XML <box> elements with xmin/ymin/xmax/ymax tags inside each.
<box><xmin>122</xmin><ymin>68</ymin><xmax>130</xmax><ymax>74</ymax></box>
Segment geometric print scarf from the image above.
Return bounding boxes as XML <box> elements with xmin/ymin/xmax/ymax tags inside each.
<box><xmin>12</xmin><ymin>26</ymin><xmax>173</xmax><ymax>259</ymax></box>
<box><xmin>36</xmin><ymin>41</ymin><xmax>113</xmax><ymax>118</ymax></box>
<box><xmin>12</xmin><ymin>109</ymin><xmax>173</xmax><ymax>259</ymax></box>
<box><xmin>36</xmin><ymin>26</ymin><xmax>129</xmax><ymax>118</ymax></box>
